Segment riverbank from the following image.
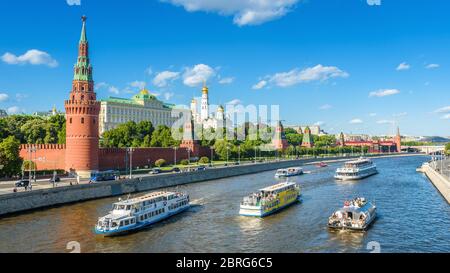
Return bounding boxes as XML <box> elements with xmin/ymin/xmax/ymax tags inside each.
<box><xmin>418</xmin><ymin>162</ymin><xmax>450</xmax><ymax>204</ymax></box>
<box><xmin>0</xmin><ymin>153</ymin><xmax>425</xmax><ymax>217</ymax></box>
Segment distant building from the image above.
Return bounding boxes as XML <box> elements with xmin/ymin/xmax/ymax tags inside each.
<box><xmin>33</xmin><ymin>106</ymin><xmax>59</xmax><ymax>118</ymax></box>
<box><xmin>0</xmin><ymin>109</ymin><xmax>7</xmax><ymax>118</ymax></box>
<box><xmin>301</xmin><ymin>126</ymin><xmax>314</xmax><ymax>148</ymax></box>
<box><xmin>287</xmin><ymin>125</ymin><xmax>322</xmax><ymax>135</ymax></box>
<box><xmin>99</xmin><ymin>89</ymin><xmax>189</xmax><ymax>134</ymax></box>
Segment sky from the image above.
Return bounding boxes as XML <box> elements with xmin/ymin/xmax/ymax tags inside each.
<box><xmin>0</xmin><ymin>0</ymin><xmax>449</xmax><ymax>136</ymax></box>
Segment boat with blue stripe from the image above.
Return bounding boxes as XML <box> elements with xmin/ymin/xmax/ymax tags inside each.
<box><xmin>95</xmin><ymin>191</ymin><xmax>190</xmax><ymax>237</ymax></box>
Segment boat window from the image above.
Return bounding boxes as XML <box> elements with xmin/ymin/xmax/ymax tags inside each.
<box><xmin>124</xmin><ymin>220</ymin><xmax>129</xmax><ymax>226</ymax></box>
<box><xmin>120</xmin><ymin>221</ymin><xmax>124</xmax><ymax>227</ymax></box>
<box><xmin>126</xmin><ymin>205</ymin><xmax>131</xmax><ymax>210</ymax></box>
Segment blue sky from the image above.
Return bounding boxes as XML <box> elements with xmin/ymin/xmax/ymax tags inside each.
<box><xmin>0</xmin><ymin>0</ymin><xmax>449</xmax><ymax>136</ymax></box>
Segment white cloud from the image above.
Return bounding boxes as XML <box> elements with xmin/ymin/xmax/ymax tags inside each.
<box><xmin>183</xmin><ymin>64</ymin><xmax>215</xmax><ymax>87</ymax></box>
<box><xmin>95</xmin><ymin>82</ymin><xmax>109</xmax><ymax>90</ymax></box>
<box><xmin>266</xmin><ymin>65</ymin><xmax>349</xmax><ymax>88</ymax></box>
<box><xmin>1</xmin><ymin>49</ymin><xmax>58</xmax><ymax>67</ymax></box>
<box><xmin>426</xmin><ymin>63</ymin><xmax>440</xmax><ymax>69</ymax></box>
<box><xmin>349</xmin><ymin>118</ymin><xmax>363</xmax><ymax>124</ymax></box>
<box><xmin>7</xmin><ymin>106</ymin><xmax>22</xmax><ymax>114</ymax></box>
<box><xmin>108</xmin><ymin>86</ymin><xmax>120</xmax><ymax>95</ymax></box>
<box><xmin>319</xmin><ymin>104</ymin><xmax>332</xmax><ymax>110</ymax></box>
<box><xmin>226</xmin><ymin>99</ymin><xmax>242</xmax><ymax>106</ymax></box>
<box><xmin>377</xmin><ymin>120</ymin><xmax>395</xmax><ymax>124</ymax></box>
<box><xmin>153</xmin><ymin>71</ymin><xmax>180</xmax><ymax>87</ymax></box>
<box><xmin>252</xmin><ymin>80</ymin><xmax>267</xmax><ymax>90</ymax></box>
<box><xmin>442</xmin><ymin>114</ymin><xmax>450</xmax><ymax>120</ymax></box>
<box><xmin>160</xmin><ymin>0</ymin><xmax>300</xmax><ymax>26</ymax></box>
<box><xmin>164</xmin><ymin>92</ymin><xmax>175</xmax><ymax>101</ymax></box>
<box><xmin>66</xmin><ymin>0</ymin><xmax>81</xmax><ymax>5</ymax></box>
<box><xmin>434</xmin><ymin>106</ymin><xmax>450</xmax><ymax>113</ymax></box>
<box><xmin>219</xmin><ymin>77</ymin><xmax>234</xmax><ymax>84</ymax></box>
<box><xmin>314</xmin><ymin>121</ymin><xmax>325</xmax><ymax>126</ymax></box>
<box><xmin>396</xmin><ymin>62</ymin><xmax>410</xmax><ymax>71</ymax></box>
<box><xmin>129</xmin><ymin>81</ymin><xmax>147</xmax><ymax>90</ymax></box>
<box><xmin>15</xmin><ymin>93</ymin><xmax>28</xmax><ymax>102</ymax></box>
<box><xmin>0</xmin><ymin>93</ymin><xmax>9</xmax><ymax>102</ymax></box>
<box><xmin>369</xmin><ymin>89</ymin><xmax>400</xmax><ymax>97</ymax></box>
<box><xmin>369</xmin><ymin>113</ymin><xmax>377</xmax><ymax>117</ymax></box>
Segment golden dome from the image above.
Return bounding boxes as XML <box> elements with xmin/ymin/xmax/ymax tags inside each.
<box><xmin>140</xmin><ymin>89</ymin><xmax>149</xmax><ymax>95</ymax></box>
<box><xmin>202</xmin><ymin>85</ymin><xmax>208</xmax><ymax>94</ymax></box>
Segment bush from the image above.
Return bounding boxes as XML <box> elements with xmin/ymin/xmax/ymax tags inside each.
<box><xmin>198</xmin><ymin>157</ymin><xmax>210</xmax><ymax>164</ymax></box>
<box><xmin>154</xmin><ymin>159</ymin><xmax>166</xmax><ymax>167</ymax></box>
<box><xmin>180</xmin><ymin>159</ymin><xmax>189</xmax><ymax>165</ymax></box>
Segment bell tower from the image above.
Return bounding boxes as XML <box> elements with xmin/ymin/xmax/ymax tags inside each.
<box><xmin>64</xmin><ymin>16</ymin><xmax>100</xmax><ymax>178</ymax></box>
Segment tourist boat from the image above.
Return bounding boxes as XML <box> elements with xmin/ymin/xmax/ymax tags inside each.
<box><xmin>274</xmin><ymin>167</ymin><xmax>303</xmax><ymax>178</ymax></box>
<box><xmin>95</xmin><ymin>191</ymin><xmax>190</xmax><ymax>236</ymax></box>
<box><xmin>334</xmin><ymin>157</ymin><xmax>378</xmax><ymax>180</ymax></box>
<box><xmin>328</xmin><ymin>197</ymin><xmax>376</xmax><ymax>231</ymax></box>
<box><xmin>316</xmin><ymin>162</ymin><xmax>328</xmax><ymax>168</ymax></box>
<box><xmin>239</xmin><ymin>182</ymin><xmax>301</xmax><ymax>217</ymax></box>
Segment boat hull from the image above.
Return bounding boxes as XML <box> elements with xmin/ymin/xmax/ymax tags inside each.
<box><xmin>334</xmin><ymin>170</ymin><xmax>378</xmax><ymax>181</ymax></box>
<box><xmin>95</xmin><ymin>205</ymin><xmax>190</xmax><ymax>237</ymax></box>
<box><xmin>328</xmin><ymin>213</ymin><xmax>377</xmax><ymax>231</ymax></box>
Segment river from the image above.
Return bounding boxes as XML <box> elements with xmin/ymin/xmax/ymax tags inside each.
<box><xmin>0</xmin><ymin>155</ymin><xmax>449</xmax><ymax>253</ymax></box>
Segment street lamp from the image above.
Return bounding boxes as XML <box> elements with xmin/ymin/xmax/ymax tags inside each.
<box><xmin>254</xmin><ymin>146</ymin><xmax>257</xmax><ymax>164</ymax></box>
<box><xmin>210</xmin><ymin>147</ymin><xmax>214</xmax><ymax>167</ymax></box>
<box><xmin>238</xmin><ymin>145</ymin><xmax>241</xmax><ymax>165</ymax></box>
<box><xmin>127</xmin><ymin>147</ymin><xmax>135</xmax><ymax>179</ymax></box>
<box><xmin>174</xmin><ymin>147</ymin><xmax>178</xmax><ymax>167</ymax></box>
<box><xmin>226</xmin><ymin>146</ymin><xmax>230</xmax><ymax>165</ymax></box>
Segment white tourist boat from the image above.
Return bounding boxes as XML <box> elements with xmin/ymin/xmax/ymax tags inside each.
<box><xmin>334</xmin><ymin>157</ymin><xmax>378</xmax><ymax>181</ymax></box>
<box><xmin>328</xmin><ymin>197</ymin><xmax>377</xmax><ymax>231</ymax></box>
<box><xmin>239</xmin><ymin>182</ymin><xmax>301</xmax><ymax>217</ymax></box>
<box><xmin>275</xmin><ymin>167</ymin><xmax>304</xmax><ymax>178</ymax></box>
<box><xmin>95</xmin><ymin>191</ymin><xmax>190</xmax><ymax>236</ymax></box>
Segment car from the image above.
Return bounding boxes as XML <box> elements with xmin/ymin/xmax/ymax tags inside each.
<box><xmin>172</xmin><ymin>167</ymin><xmax>181</xmax><ymax>173</ymax></box>
<box><xmin>15</xmin><ymin>180</ymin><xmax>30</xmax><ymax>188</ymax></box>
<box><xmin>233</xmin><ymin>162</ymin><xmax>240</xmax><ymax>166</ymax></box>
<box><xmin>197</xmin><ymin>166</ymin><xmax>206</xmax><ymax>171</ymax></box>
<box><xmin>149</xmin><ymin>168</ymin><xmax>162</xmax><ymax>174</ymax></box>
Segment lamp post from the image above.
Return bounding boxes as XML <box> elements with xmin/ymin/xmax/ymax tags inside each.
<box><xmin>238</xmin><ymin>145</ymin><xmax>241</xmax><ymax>165</ymax></box>
<box><xmin>174</xmin><ymin>147</ymin><xmax>178</xmax><ymax>167</ymax></box>
<box><xmin>226</xmin><ymin>146</ymin><xmax>230</xmax><ymax>165</ymax></box>
<box><xmin>210</xmin><ymin>147</ymin><xmax>214</xmax><ymax>167</ymax></box>
<box><xmin>254</xmin><ymin>146</ymin><xmax>257</xmax><ymax>164</ymax></box>
<box><xmin>127</xmin><ymin>148</ymin><xmax>135</xmax><ymax>179</ymax></box>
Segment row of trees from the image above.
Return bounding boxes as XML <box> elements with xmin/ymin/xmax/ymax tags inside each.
<box><xmin>100</xmin><ymin>121</ymin><xmax>181</xmax><ymax>148</ymax></box>
<box><xmin>446</xmin><ymin>143</ymin><xmax>450</xmax><ymax>156</ymax></box>
<box><xmin>0</xmin><ymin>114</ymin><xmax>66</xmax><ymax>145</ymax></box>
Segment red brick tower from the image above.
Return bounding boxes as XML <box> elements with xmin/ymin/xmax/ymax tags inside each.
<box><xmin>64</xmin><ymin>16</ymin><xmax>100</xmax><ymax>178</ymax></box>
<box><xmin>272</xmin><ymin>121</ymin><xmax>289</xmax><ymax>150</ymax></box>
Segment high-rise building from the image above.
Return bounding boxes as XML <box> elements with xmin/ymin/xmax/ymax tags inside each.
<box><xmin>64</xmin><ymin>16</ymin><xmax>101</xmax><ymax>178</ymax></box>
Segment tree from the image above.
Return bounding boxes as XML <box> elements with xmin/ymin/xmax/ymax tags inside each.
<box><xmin>101</xmin><ymin>121</ymin><xmax>154</xmax><ymax>148</ymax></box>
<box><xmin>199</xmin><ymin>157</ymin><xmax>210</xmax><ymax>164</ymax></box>
<box><xmin>150</xmin><ymin>125</ymin><xmax>176</xmax><ymax>148</ymax></box>
<box><xmin>445</xmin><ymin>143</ymin><xmax>450</xmax><ymax>156</ymax></box>
<box><xmin>0</xmin><ymin>136</ymin><xmax>23</xmax><ymax>178</ymax></box>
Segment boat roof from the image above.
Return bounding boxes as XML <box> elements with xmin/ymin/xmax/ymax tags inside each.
<box><xmin>114</xmin><ymin>191</ymin><xmax>176</xmax><ymax>205</ymax></box>
<box><xmin>345</xmin><ymin>157</ymin><xmax>372</xmax><ymax>164</ymax></box>
<box><xmin>260</xmin><ymin>182</ymin><xmax>296</xmax><ymax>192</ymax></box>
<box><xmin>341</xmin><ymin>202</ymin><xmax>373</xmax><ymax>213</ymax></box>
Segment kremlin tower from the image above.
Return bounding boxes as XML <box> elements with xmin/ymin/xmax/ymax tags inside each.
<box><xmin>200</xmin><ymin>82</ymin><xmax>209</xmax><ymax>121</ymax></box>
<box><xmin>64</xmin><ymin>16</ymin><xmax>100</xmax><ymax>178</ymax></box>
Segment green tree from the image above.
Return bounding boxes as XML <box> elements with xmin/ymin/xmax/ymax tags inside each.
<box><xmin>198</xmin><ymin>157</ymin><xmax>210</xmax><ymax>164</ymax></box>
<box><xmin>0</xmin><ymin>136</ymin><xmax>23</xmax><ymax>178</ymax></box>
<box><xmin>150</xmin><ymin>125</ymin><xmax>176</xmax><ymax>148</ymax></box>
<box><xmin>445</xmin><ymin>143</ymin><xmax>450</xmax><ymax>155</ymax></box>
<box><xmin>154</xmin><ymin>159</ymin><xmax>166</xmax><ymax>167</ymax></box>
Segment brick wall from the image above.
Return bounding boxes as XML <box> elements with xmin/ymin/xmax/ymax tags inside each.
<box><xmin>20</xmin><ymin>144</ymin><xmax>66</xmax><ymax>170</ymax></box>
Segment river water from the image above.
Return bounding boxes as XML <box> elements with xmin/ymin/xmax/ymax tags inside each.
<box><xmin>0</xmin><ymin>155</ymin><xmax>449</xmax><ymax>253</ymax></box>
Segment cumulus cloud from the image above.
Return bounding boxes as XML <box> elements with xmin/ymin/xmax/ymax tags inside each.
<box><xmin>108</xmin><ymin>86</ymin><xmax>120</xmax><ymax>95</ymax></box>
<box><xmin>1</xmin><ymin>49</ymin><xmax>58</xmax><ymax>67</ymax></box>
<box><xmin>0</xmin><ymin>93</ymin><xmax>9</xmax><ymax>102</ymax></box>
<box><xmin>426</xmin><ymin>63</ymin><xmax>440</xmax><ymax>69</ymax></box>
<box><xmin>66</xmin><ymin>0</ymin><xmax>81</xmax><ymax>5</ymax></box>
<box><xmin>160</xmin><ymin>0</ymin><xmax>299</xmax><ymax>26</ymax></box>
<box><xmin>7</xmin><ymin>106</ymin><xmax>22</xmax><ymax>114</ymax></box>
<box><xmin>183</xmin><ymin>64</ymin><xmax>215</xmax><ymax>87</ymax></box>
<box><xmin>129</xmin><ymin>81</ymin><xmax>147</xmax><ymax>90</ymax></box>
<box><xmin>226</xmin><ymin>99</ymin><xmax>242</xmax><ymax>106</ymax></box>
<box><xmin>434</xmin><ymin>106</ymin><xmax>450</xmax><ymax>113</ymax></box>
<box><xmin>262</xmin><ymin>65</ymin><xmax>348</xmax><ymax>88</ymax></box>
<box><xmin>349</xmin><ymin>118</ymin><xmax>363</xmax><ymax>124</ymax></box>
<box><xmin>153</xmin><ymin>71</ymin><xmax>180</xmax><ymax>87</ymax></box>
<box><xmin>314</xmin><ymin>121</ymin><xmax>325</xmax><ymax>126</ymax></box>
<box><xmin>164</xmin><ymin>92</ymin><xmax>175</xmax><ymax>101</ymax></box>
<box><xmin>219</xmin><ymin>77</ymin><xmax>234</xmax><ymax>84</ymax></box>
<box><xmin>442</xmin><ymin>114</ymin><xmax>450</xmax><ymax>120</ymax></box>
<box><xmin>369</xmin><ymin>89</ymin><xmax>400</xmax><ymax>98</ymax></box>
<box><xmin>396</xmin><ymin>62</ymin><xmax>410</xmax><ymax>71</ymax></box>
<box><xmin>252</xmin><ymin>80</ymin><xmax>267</xmax><ymax>90</ymax></box>
<box><xmin>393</xmin><ymin>112</ymin><xmax>407</xmax><ymax>117</ymax></box>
